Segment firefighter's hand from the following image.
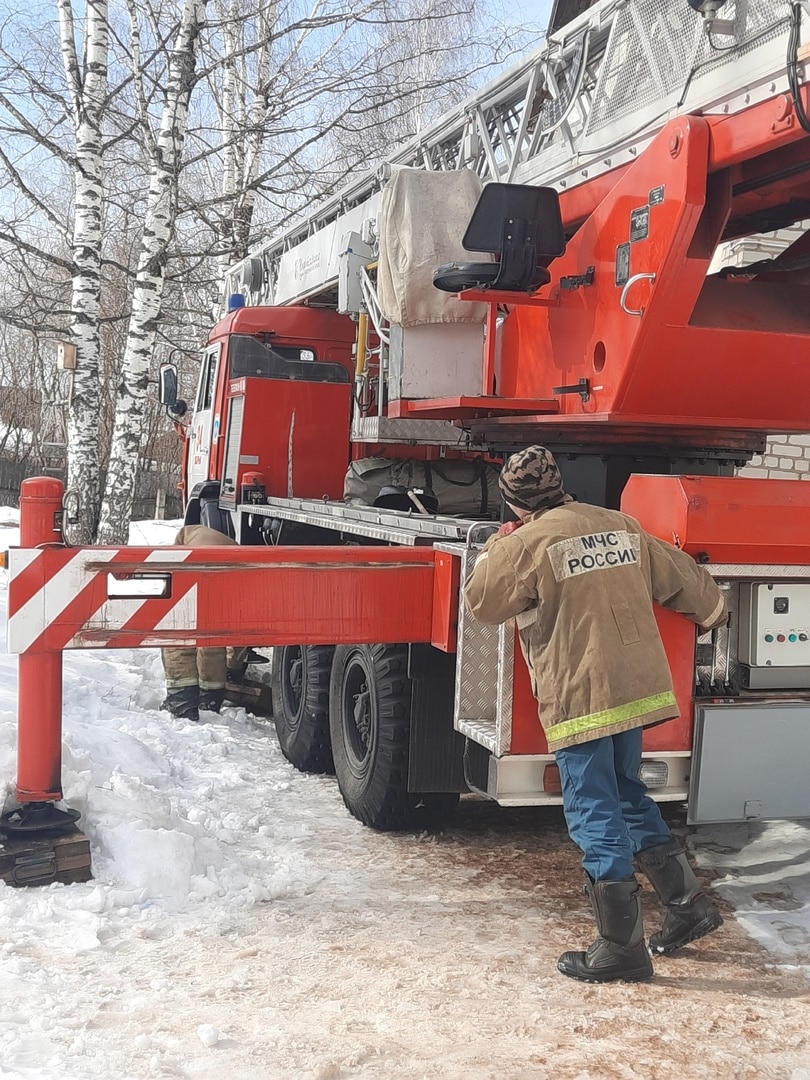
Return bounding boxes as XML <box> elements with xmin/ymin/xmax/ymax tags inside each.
<box><xmin>497</xmin><ymin>520</ymin><xmax>523</xmax><ymax>537</ymax></box>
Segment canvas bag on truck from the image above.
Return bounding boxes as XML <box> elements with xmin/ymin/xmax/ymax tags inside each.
<box><xmin>344</xmin><ymin>457</ymin><xmax>500</xmax><ymax>519</ymax></box>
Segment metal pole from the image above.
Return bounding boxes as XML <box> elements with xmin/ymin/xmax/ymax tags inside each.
<box><xmin>3</xmin><ymin>477</ymin><xmax>79</xmax><ymax>835</ymax></box>
<box><xmin>17</xmin><ymin>652</ymin><xmax>64</xmax><ymax>804</ymax></box>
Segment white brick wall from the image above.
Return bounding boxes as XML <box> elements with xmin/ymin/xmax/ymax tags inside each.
<box><xmin>737</xmin><ymin>435</ymin><xmax>810</xmax><ymax>481</ymax></box>
<box><xmin>718</xmin><ymin>227</ymin><xmax>809</xmax><ymax>483</ymax></box>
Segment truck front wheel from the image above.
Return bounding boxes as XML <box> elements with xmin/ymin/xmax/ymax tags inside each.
<box><xmin>271</xmin><ymin>645</ymin><xmax>335</xmax><ymax>773</ymax></box>
<box><xmin>329</xmin><ymin>643</ymin><xmax>459</xmax><ymax>831</ymax></box>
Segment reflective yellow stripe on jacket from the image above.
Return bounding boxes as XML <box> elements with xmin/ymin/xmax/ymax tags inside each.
<box><xmin>545</xmin><ymin>691</ymin><xmax>678</xmax><ymax>745</ymax></box>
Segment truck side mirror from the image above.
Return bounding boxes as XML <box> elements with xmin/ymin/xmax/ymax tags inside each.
<box><xmin>158</xmin><ymin>362</ymin><xmax>179</xmax><ymax>407</ymax></box>
<box><xmin>158</xmin><ymin>363</ymin><xmax>188</xmax><ymax>419</ymax></box>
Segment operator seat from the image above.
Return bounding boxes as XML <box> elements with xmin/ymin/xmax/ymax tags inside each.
<box><xmin>433</xmin><ymin>182</ymin><xmax>565</xmax><ymax>295</ymax></box>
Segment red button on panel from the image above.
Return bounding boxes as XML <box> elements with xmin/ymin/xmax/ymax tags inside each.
<box><xmin>777</xmin><ymin>634</ymin><xmax>786</xmax><ymax>643</ymax></box>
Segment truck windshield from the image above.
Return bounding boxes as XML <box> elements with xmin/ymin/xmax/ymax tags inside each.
<box><xmin>229</xmin><ymin>334</ymin><xmax>349</xmax><ymax>383</ymax></box>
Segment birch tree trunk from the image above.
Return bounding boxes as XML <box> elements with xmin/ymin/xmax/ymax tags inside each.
<box><xmin>58</xmin><ymin>0</ymin><xmax>109</xmax><ymax>543</ymax></box>
<box><xmin>213</xmin><ymin>0</ymin><xmax>278</xmax><ymax>275</ymax></box>
<box><xmin>96</xmin><ymin>0</ymin><xmax>207</xmax><ymax>544</ymax></box>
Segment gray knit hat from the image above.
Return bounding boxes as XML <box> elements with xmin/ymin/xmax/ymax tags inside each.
<box><xmin>499</xmin><ymin>445</ymin><xmax>566</xmax><ymax>511</ymax></box>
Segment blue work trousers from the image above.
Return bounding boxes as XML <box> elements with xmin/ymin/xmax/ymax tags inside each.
<box><xmin>555</xmin><ymin>727</ymin><xmax>672</xmax><ymax>882</ymax></box>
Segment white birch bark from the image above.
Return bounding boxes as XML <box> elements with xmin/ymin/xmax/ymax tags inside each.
<box><xmin>212</xmin><ymin>0</ymin><xmax>275</xmax><ymax>273</ymax></box>
<box><xmin>97</xmin><ymin>0</ymin><xmax>207</xmax><ymax>544</ymax></box>
<box><xmin>58</xmin><ymin>0</ymin><xmax>108</xmax><ymax>543</ymax></box>
<box><xmin>231</xmin><ymin>4</ymin><xmax>275</xmax><ymax>261</ymax></box>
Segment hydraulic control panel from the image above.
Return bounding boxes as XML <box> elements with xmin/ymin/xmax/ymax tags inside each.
<box><xmin>738</xmin><ymin>582</ymin><xmax>810</xmax><ymax>688</ymax></box>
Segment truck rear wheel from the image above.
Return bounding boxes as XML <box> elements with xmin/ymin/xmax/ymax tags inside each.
<box><xmin>272</xmin><ymin>645</ymin><xmax>335</xmax><ymax>773</ymax></box>
<box><xmin>329</xmin><ymin>643</ymin><xmax>459</xmax><ymax>831</ymax></box>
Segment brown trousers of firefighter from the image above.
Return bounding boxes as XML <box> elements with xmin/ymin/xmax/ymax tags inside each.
<box><xmin>160</xmin><ymin>524</ymin><xmax>248</xmax><ymax>692</ymax></box>
<box><xmin>162</xmin><ymin>643</ymin><xmax>249</xmax><ymax>691</ymax></box>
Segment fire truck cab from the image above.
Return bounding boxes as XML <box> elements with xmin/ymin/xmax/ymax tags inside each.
<box><xmin>173</xmin><ymin>304</ymin><xmax>357</xmax><ymax>537</ymax></box>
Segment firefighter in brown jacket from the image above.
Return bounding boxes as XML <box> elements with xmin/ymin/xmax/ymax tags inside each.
<box><xmin>160</xmin><ymin>525</ymin><xmax>250</xmax><ymax>723</ymax></box>
<box><xmin>465</xmin><ymin>446</ymin><xmax>727</xmax><ymax>983</ymax></box>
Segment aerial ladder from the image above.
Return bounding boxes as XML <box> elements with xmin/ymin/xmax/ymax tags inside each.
<box><xmin>225</xmin><ymin>0</ymin><xmax>803</xmax><ymax>307</ymax></box>
<box><xmin>211</xmin><ymin>0</ymin><xmax>810</xmax><ymax>455</ymax></box>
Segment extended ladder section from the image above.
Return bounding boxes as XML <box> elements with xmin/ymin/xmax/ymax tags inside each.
<box><xmin>224</xmin><ymin>0</ymin><xmax>795</xmax><ymax>308</ymax></box>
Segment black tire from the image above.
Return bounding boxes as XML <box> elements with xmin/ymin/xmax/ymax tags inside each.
<box><xmin>329</xmin><ymin>643</ymin><xmax>460</xmax><ymax>831</ymax></box>
<box><xmin>271</xmin><ymin>645</ymin><xmax>335</xmax><ymax>773</ymax></box>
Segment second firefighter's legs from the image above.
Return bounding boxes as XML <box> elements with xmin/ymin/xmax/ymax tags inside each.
<box><xmin>161</xmin><ymin>647</ymin><xmax>202</xmax><ymax>722</ymax></box>
<box><xmin>161</xmin><ymin>646</ymin><xmax>228</xmax><ymax>720</ymax></box>
<box><xmin>196</xmin><ymin>647</ymin><xmax>228</xmax><ymax>712</ymax></box>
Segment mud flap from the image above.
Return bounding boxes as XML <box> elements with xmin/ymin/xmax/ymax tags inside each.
<box><xmin>407</xmin><ymin>644</ymin><xmax>468</xmax><ymax>793</ymax></box>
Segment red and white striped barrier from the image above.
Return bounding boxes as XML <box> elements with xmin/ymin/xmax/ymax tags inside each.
<box><xmin>8</xmin><ymin>547</ymin><xmax>198</xmax><ymax>654</ymax></box>
<box><xmin>4</xmin><ymin>477</ymin><xmax>443</xmax><ymax>824</ymax></box>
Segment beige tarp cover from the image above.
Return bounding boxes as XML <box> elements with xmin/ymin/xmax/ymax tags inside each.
<box><xmin>377</xmin><ymin>167</ymin><xmax>492</xmax><ymax>327</ymax></box>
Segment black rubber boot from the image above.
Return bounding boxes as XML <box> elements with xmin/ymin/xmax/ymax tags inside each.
<box><xmin>635</xmin><ymin>838</ymin><xmax>723</xmax><ymax>954</ymax></box>
<box><xmin>161</xmin><ymin>686</ymin><xmax>200</xmax><ymax>722</ymax></box>
<box><xmin>198</xmin><ymin>688</ymin><xmax>225</xmax><ymax>713</ymax></box>
<box><xmin>557</xmin><ymin>878</ymin><xmax>653</xmax><ymax>983</ymax></box>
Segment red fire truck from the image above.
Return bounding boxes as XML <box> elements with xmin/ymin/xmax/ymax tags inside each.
<box><xmin>152</xmin><ymin>0</ymin><xmax>810</xmax><ymax>832</ymax></box>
